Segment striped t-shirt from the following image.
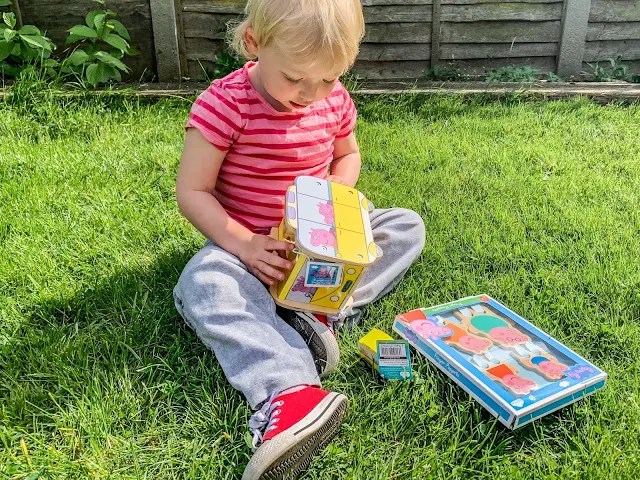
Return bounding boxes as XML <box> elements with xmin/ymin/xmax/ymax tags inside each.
<box><xmin>185</xmin><ymin>61</ymin><xmax>357</xmax><ymax>234</ymax></box>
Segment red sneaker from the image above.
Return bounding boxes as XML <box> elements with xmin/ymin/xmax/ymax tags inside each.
<box><xmin>280</xmin><ymin>310</ymin><xmax>340</xmax><ymax>378</ymax></box>
<box><xmin>242</xmin><ymin>387</ymin><xmax>348</xmax><ymax>480</ymax></box>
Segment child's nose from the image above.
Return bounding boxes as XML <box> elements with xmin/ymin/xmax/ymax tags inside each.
<box><xmin>301</xmin><ymin>84</ymin><xmax>319</xmax><ymax>102</ymax></box>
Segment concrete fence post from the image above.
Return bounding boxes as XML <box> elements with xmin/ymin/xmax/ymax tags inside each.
<box><xmin>557</xmin><ymin>0</ymin><xmax>592</xmax><ymax>78</ymax></box>
<box><xmin>150</xmin><ymin>0</ymin><xmax>182</xmax><ymax>81</ymax></box>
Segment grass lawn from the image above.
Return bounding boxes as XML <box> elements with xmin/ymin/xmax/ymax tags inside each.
<box><xmin>1</xmin><ymin>85</ymin><xmax>640</xmax><ymax>479</ymax></box>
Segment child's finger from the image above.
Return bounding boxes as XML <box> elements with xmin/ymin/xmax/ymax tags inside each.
<box><xmin>267</xmin><ymin>238</ymin><xmax>294</xmax><ymax>252</ymax></box>
<box><xmin>252</xmin><ymin>267</ymin><xmax>275</xmax><ymax>286</ymax></box>
<box><xmin>263</xmin><ymin>251</ymin><xmax>292</xmax><ymax>270</ymax></box>
<box><xmin>258</xmin><ymin>260</ymin><xmax>285</xmax><ymax>282</ymax></box>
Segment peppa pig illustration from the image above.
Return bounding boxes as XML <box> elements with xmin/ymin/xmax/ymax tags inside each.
<box><xmin>317</xmin><ymin>201</ymin><xmax>335</xmax><ymax>225</ymax></box>
<box><xmin>310</xmin><ymin>228</ymin><xmax>337</xmax><ymax>249</ymax></box>
<box><xmin>486</xmin><ymin>363</ymin><xmax>536</xmax><ymax>396</ymax></box>
<box><xmin>410</xmin><ymin>318</ymin><xmax>453</xmax><ymax>341</ymax></box>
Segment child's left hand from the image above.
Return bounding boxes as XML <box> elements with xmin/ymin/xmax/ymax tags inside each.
<box><xmin>326</xmin><ymin>174</ymin><xmax>348</xmax><ymax>185</ymax></box>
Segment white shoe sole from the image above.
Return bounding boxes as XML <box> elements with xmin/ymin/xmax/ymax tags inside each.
<box><xmin>291</xmin><ymin>312</ymin><xmax>340</xmax><ymax>378</ymax></box>
<box><xmin>241</xmin><ymin>392</ymin><xmax>348</xmax><ymax>480</ymax></box>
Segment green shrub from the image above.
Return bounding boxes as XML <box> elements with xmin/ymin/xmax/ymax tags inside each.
<box><xmin>0</xmin><ymin>11</ymin><xmax>57</xmax><ymax>78</ymax></box>
<box><xmin>60</xmin><ymin>0</ymin><xmax>137</xmax><ymax>87</ymax></box>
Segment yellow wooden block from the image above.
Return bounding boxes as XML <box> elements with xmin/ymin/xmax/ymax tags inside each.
<box><xmin>335</xmin><ymin>228</ymin><xmax>368</xmax><ymax>263</ymax></box>
<box><xmin>359</xmin><ymin>328</ymin><xmax>393</xmax><ymax>370</ymax></box>
<box><xmin>334</xmin><ymin>204</ymin><xmax>364</xmax><ymax>234</ymax></box>
<box><xmin>330</xmin><ymin>182</ymin><xmax>361</xmax><ymax>208</ymax></box>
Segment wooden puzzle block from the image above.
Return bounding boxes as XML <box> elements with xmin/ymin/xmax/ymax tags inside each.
<box><xmin>513</xmin><ymin>351</ymin><xmax>569</xmax><ymax>380</ymax></box>
<box><xmin>485</xmin><ymin>363</ymin><xmax>537</xmax><ymax>396</ymax></box>
<box><xmin>454</xmin><ymin>304</ymin><xmax>531</xmax><ymax>348</ymax></box>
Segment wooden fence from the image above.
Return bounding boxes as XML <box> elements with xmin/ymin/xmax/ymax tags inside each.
<box><xmin>5</xmin><ymin>0</ymin><xmax>640</xmax><ymax>82</ymax></box>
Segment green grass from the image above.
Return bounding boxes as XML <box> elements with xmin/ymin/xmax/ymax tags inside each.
<box><xmin>2</xmin><ymin>85</ymin><xmax>640</xmax><ymax>479</ymax></box>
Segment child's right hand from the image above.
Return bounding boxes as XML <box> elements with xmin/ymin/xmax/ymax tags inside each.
<box><xmin>239</xmin><ymin>234</ymin><xmax>294</xmax><ymax>285</ymax></box>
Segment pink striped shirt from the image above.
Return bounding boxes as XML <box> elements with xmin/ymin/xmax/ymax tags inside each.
<box><xmin>185</xmin><ymin>61</ymin><xmax>357</xmax><ymax>234</ymax></box>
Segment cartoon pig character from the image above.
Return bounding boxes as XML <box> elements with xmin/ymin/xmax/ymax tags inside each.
<box><xmin>410</xmin><ymin>319</ymin><xmax>453</xmax><ymax>341</ymax></box>
<box><xmin>310</xmin><ymin>228</ymin><xmax>337</xmax><ymax>249</ymax></box>
<box><xmin>458</xmin><ymin>335</ymin><xmax>492</xmax><ymax>354</ymax></box>
<box><xmin>489</xmin><ymin>326</ymin><xmax>529</xmax><ymax>346</ymax></box>
<box><xmin>502</xmin><ymin>374</ymin><xmax>536</xmax><ymax>395</ymax></box>
<box><xmin>317</xmin><ymin>201</ymin><xmax>335</xmax><ymax>225</ymax></box>
<box><xmin>292</xmin><ymin>276</ymin><xmax>315</xmax><ymax>294</ymax></box>
<box><xmin>538</xmin><ymin>360</ymin><xmax>567</xmax><ymax>378</ymax></box>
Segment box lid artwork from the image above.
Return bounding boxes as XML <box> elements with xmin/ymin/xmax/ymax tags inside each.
<box><xmin>393</xmin><ymin>295</ymin><xmax>607</xmax><ymax>429</ymax></box>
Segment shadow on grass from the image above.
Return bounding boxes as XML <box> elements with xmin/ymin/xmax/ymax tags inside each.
<box><xmin>1</xmin><ymin>247</ymin><xmax>249</xmax><ymax>478</ymax></box>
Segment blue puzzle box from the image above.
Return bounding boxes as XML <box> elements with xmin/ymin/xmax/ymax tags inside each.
<box><xmin>392</xmin><ymin>295</ymin><xmax>607</xmax><ymax>429</ymax></box>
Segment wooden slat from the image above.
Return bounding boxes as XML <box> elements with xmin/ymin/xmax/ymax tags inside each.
<box><xmin>583</xmin><ymin>40</ymin><xmax>640</xmax><ymax>61</ymax></box>
<box><xmin>185</xmin><ymin>37</ymin><xmax>226</xmax><ymax>62</ymax></box>
<box><xmin>187</xmin><ymin>59</ymin><xmax>216</xmax><ymax>80</ymax></box>
<box><xmin>351</xmin><ymin>60</ymin><xmax>429</xmax><ymax>79</ymax></box>
<box><xmin>441</xmin><ymin>21</ymin><xmax>561</xmax><ymax>43</ymax></box>
<box><xmin>359</xmin><ymin>43</ymin><xmax>431</xmax><ymax>60</ymax></box>
<box><xmin>441</xmin><ymin>2</ymin><xmax>562</xmax><ymax>22</ymax></box>
<box><xmin>582</xmin><ymin>59</ymin><xmax>640</xmax><ymax>73</ymax></box>
<box><xmin>586</xmin><ymin>22</ymin><xmax>640</xmax><ymax>41</ymax></box>
<box><xmin>362</xmin><ymin>0</ymin><xmax>431</xmax><ymax>4</ymax></box>
<box><xmin>443</xmin><ymin>0</ymin><xmax>562</xmax><ymax>3</ymax></box>
<box><xmin>364</xmin><ymin>23</ymin><xmax>431</xmax><ymax>43</ymax></box>
<box><xmin>440</xmin><ymin>42</ymin><xmax>557</xmax><ymax>59</ymax></box>
<box><xmin>182</xmin><ymin>2</ymin><xmax>433</xmax><ymax>24</ymax></box>
<box><xmin>183</xmin><ymin>12</ymin><xmax>239</xmax><ymax>39</ymax></box>
<box><xmin>182</xmin><ymin>0</ymin><xmax>245</xmax><ymax>14</ymax></box>
<box><xmin>589</xmin><ymin>0</ymin><xmax>640</xmax><ymax>22</ymax></box>
<box><xmin>364</xmin><ymin>5</ymin><xmax>432</xmax><ymax>22</ymax></box>
<box><xmin>444</xmin><ymin>55</ymin><xmax>557</xmax><ymax>73</ymax></box>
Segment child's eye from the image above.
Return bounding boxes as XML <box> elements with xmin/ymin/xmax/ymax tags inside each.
<box><xmin>283</xmin><ymin>74</ymin><xmax>301</xmax><ymax>84</ymax></box>
<box><xmin>323</xmin><ymin>78</ymin><xmax>337</xmax><ymax>84</ymax></box>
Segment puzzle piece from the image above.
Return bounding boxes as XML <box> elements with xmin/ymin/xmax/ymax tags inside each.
<box><xmin>454</xmin><ymin>304</ymin><xmax>530</xmax><ymax>348</ymax></box>
<box><xmin>444</xmin><ymin>322</ymin><xmax>493</xmax><ymax>355</ymax></box>
<box><xmin>514</xmin><ymin>352</ymin><xmax>569</xmax><ymax>381</ymax></box>
<box><xmin>485</xmin><ymin>363</ymin><xmax>537</xmax><ymax>396</ymax></box>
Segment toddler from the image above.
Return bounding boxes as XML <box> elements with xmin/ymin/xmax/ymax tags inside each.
<box><xmin>173</xmin><ymin>0</ymin><xmax>426</xmax><ymax>478</ymax></box>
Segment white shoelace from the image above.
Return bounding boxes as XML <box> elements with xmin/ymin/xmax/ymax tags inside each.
<box><xmin>327</xmin><ymin>312</ymin><xmax>346</xmax><ymax>331</ymax></box>
<box><xmin>249</xmin><ymin>392</ymin><xmax>285</xmax><ymax>450</ymax></box>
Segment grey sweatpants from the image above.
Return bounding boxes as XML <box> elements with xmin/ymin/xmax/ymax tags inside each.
<box><xmin>173</xmin><ymin>208</ymin><xmax>425</xmax><ymax>408</ymax></box>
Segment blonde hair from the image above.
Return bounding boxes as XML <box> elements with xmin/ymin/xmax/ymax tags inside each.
<box><xmin>230</xmin><ymin>0</ymin><xmax>365</xmax><ymax>73</ymax></box>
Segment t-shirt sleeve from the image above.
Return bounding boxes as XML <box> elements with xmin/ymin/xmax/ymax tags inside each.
<box><xmin>336</xmin><ymin>85</ymin><xmax>357</xmax><ymax>139</ymax></box>
<box><xmin>185</xmin><ymin>83</ymin><xmax>243</xmax><ymax>151</ymax></box>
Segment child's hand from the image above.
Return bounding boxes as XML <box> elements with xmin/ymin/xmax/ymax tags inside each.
<box><xmin>326</xmin><ymin>174</ymin><xmax>348</xmax><ymax>185</ymax></box>
<box><xmin>239</xmin><ymin>234</ymin><xmax>294</xmax><ymax>285</ymax></box>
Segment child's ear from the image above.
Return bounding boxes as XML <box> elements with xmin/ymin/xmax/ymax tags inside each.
<box><xmin>244</xmin><ymin>26</ymin><xmax>259</xmax><ymax>57</ymax></box>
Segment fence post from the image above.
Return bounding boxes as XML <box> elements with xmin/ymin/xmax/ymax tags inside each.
<box><xmin>557</xmin><ymin>0</ymin><xmax>592</xmax><ymax>79</ymax></box>
<box><xmin>150</xmin><ymin>0</ymin><xmax>182</xmax><ymax>81</ymax></box>
<box><xmin>431</xmin><ymin>0</ymin><xmax>442</xmax><ymax>69</ymax></box>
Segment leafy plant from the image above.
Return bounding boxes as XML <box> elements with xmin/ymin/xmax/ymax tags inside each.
<box><xmin>485</xmin><ymin>65</ymin><xmax>541</xmax><ymax>83</ymax></box>
<box><xmin>201</xmin><ymin>49</ymin><xmax>246</xmax><ymax>81</ymax></box>
<box><xmin>546</xmin><ymin>72</ymin><xmax>563</xmax><ymax>82</ymax></box>
<box><xmin>60</xmin><ymin>0</ymin><xmax>137</xmax><ymax>87</ymax></box>
<box><xmin>587</xmin><ymin>56</ymin><xmax>640</xmax><ymax>83</ymax></box>
<box><xmin>0</xmin><ymin>11</ymin><xmax>57</xmax><ymax>78</ymax></box>
<box><xmin>422</xmin><ymin>65</ymin><xmax>462</xmax><ymax>81</ymax></box>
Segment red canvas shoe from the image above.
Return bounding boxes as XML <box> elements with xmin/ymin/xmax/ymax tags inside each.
<box><xmin>242</xmin><ymin>387</ymin><xmax>348</xmax><ymax>480</ymax></box>
<box><xmin>282</xmin><ymin>311</ymin><xmax>340</xmax><ymax>378</ymax></box>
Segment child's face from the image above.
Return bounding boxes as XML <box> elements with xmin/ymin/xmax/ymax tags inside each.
<box><xmin>246</xmin><ymin>30</ymin><xmax>344</xmax><ymax>111</ymax></box>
